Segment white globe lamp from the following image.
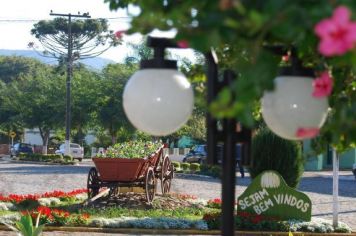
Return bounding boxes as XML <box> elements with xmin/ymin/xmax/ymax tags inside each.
<box><xmin>123</xmin><ymin>37</ymin><xmax>194</xmax><ymax>136</ymax></box>
<box><xmin>261</xmin><ymin>64</ymin><xmax>328</xmax><ymax>140</ymax></box>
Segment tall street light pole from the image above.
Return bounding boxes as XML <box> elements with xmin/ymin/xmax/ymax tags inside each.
<box><xmin>49</xmin><ymin>11</ymin><xmax>91</xmax><ymax>155</ymax></box>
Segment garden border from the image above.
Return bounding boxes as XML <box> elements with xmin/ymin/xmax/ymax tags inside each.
<box><xmin>9</xmin><ymin>159</ymin><xmax>78</xmax><ymax>166</ymax></box>
<box><xmin>0</xmin><ymin>226</ymin><xmax>355</xmax><ymax>235</ymax></box>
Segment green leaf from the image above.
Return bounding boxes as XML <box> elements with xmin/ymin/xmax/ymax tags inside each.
<box><xmin>33</xmin><ymin>225</ymin><xmax>45</xmax><ymax>236</ymax></box>
<box><xmin>217</xmin><ymin>88</ymin><xmax>232</xmax><ymax>106</ymax></box>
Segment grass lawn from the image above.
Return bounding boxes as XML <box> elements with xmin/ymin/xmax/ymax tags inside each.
<box><xmin>0</xmin><ymin>210</ymin><xmax>11</xmax><ymax>217</ymax></box>
<box><xmin>80</xmin><ymin>205</ymin><xmax>216</xmax><ymax>220</ymax></box>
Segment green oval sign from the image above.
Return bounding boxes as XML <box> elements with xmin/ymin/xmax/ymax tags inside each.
<box><xmin>237</xmin><ymin>170</ymin><xmax>311</xmax><ymax>221</ymax></box>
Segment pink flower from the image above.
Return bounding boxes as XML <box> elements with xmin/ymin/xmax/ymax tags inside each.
<box><xmin>115</xmin><ymin>30</ymin><xmax>125</xmax><ymax>39</ymax></box>
<box><xmin>177</xmin><ymin>40</ymin><xmax>189</xmax><ymax>48</ymax></box>
<box><xmin>296</xmin><ymin>128</ymin><xmax>320</xmax><ymax>139</ymax></box>
<box><xmin>312</xmin><ymin>72</ymin><xmax>333</xmax><ymax>98</ymax></box>
<box><xmin>314</xmin><ymin>6</ymin><xmax>356</xmax><ymax>56</ymax></box>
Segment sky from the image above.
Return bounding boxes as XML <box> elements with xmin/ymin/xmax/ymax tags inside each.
<box><xmin>0</xmin><ymin>0</ymin><xmax>193</xmax><ymax>63</ymax></box>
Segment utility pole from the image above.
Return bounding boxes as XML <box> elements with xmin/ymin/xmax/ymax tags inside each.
<box><xmin>49</xmin><ymin>11</ymin><xmax>91</xmax><ymax>155</ymax></box>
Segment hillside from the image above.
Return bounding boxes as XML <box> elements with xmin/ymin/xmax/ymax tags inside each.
<box><xmin>0</xmin><ymin>49</ymin><xmax>116</xmax><ymax>70</ymax></box>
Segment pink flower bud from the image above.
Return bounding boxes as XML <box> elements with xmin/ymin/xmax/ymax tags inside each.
<box><xmin>312</xmin><ymin>72</ymin><xmax>333</xmax><ymax>98</ymax></box>
<box><xmin>177</xmin><ymin>40</ymin><xmax>189</xmax><ymax>48</ymax></box>
<box><xmin>296</xmin><ymin>128</ymin><xmax>320</xmax><ymax>139</ymax></box>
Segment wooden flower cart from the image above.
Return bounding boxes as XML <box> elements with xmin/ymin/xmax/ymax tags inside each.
<box><xmin>87</xmin><ymin>145</ymin><xmax>174</xmax><ymax>203</ymax></box>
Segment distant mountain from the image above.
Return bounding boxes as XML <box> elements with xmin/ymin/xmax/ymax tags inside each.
<box><xmin>0</xmin><ymin>49</ymin><xmax>116</xmax><ymax>70</ymax></box>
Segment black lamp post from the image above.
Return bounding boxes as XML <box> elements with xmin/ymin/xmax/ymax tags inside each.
<box><xmin>205</xmin><ymin>65</ymin><xmax>252</xmax><ymax>235</ymax></box>
<box><xmin>123</xmin><ymin>37</ymin><xmax>252</xmax><ymax>236</ymax></box>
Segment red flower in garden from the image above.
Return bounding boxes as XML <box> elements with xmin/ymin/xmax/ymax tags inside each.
<box><xmin>296</xmin><ymin>127</ymin><xmax>320</xmax><ymax>139</ymax></box>
<box><xmin>237</xmin><ymin>211</ymin><xmax>251</xmax><ymax>218</ymax></box>
<box><xmin>52</xmin><ymin>209</ymin><xmax>70</xmax><ymax>218</ymax></box>
<box><xmin>0</xmin><ymin>189</ymin><xmax>87</xmax><ymax>204</ymax></box>
<box><xmin>207</xmin><ymin>198</ymin><xmax>222</xmax><ymax>208</ymax></box>
<box><xmin>211</xmin><ymin>198</ymin><xmax>221</xmax><ymax>204</ymax></box>
<box><xmin>82</xmin><ymin>213</ymin><xmax>90</xmax><ymax>219</ymax></box>
<box><xmin>115</xmin><ymin>30</ymin><xmax>126</xmax><ymax>39</ymax></box>
<box><xmin>251</xmin><ymin>214</ymin><xmax>263</xmax><ymax>224</ymax></box>
<box><xmin>314</xmin><ymin>6</ymin><xmax>356</xmax><ymax>56</ymax></box>
<box><xmin>312</xmin><ymin>72</ymin><xmax>333</xmax><ymax>98</ymax></box>
<box><xmin>177</xmin><ymin>40</ymin><xmax>189</xmax><ymax>48</ymax></box>
<box><xmin>37</xmin><ymin>206</ymin><xmax>52</xmax><ymax>218</ymax></box>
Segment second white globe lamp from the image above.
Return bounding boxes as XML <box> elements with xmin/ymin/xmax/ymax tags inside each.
<box><xmin>123</xmin><ymin>37</ymin><xmax>194</xmax><ymax>136</ymax></box>
<box><xmin>261</xmin><ymin>75</ymin><xmax>328</xmax><ymax>140</ymax></box>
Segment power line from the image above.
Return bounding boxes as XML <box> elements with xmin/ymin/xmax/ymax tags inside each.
<box><xmin>0</xmin><ymin>16</ymin><xmax>132</xmax><ymax>23</ymax></box>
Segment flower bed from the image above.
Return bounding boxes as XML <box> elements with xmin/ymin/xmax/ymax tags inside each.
<box><xmin>202</xmin><ymin>209</ymin><xmax>352</xmax><ymax>233</ymax></box>
<box><xmin>0</xmin><ymin>189</ymin><xmax>87</xmax><ymax>204</ymax></box>
<box><xmin>0</xmin><ymin>190</ymin><xmax>353</xmax><ymax>234</ymax></box>
<box><xmin>25</xmin><ymin>206</ymin><xmax>90</xmax><ymax>226</ymax></box>
<box><xmin>90</xmin><ymin>216</ymin><xmax>208</xmax><ymax>230</ymax></box>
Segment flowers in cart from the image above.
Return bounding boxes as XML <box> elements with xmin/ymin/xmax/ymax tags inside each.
<box><xmin>96</xmin><ymin>140</ymin><xmax>163</xmax><ymax>159</ymax></box>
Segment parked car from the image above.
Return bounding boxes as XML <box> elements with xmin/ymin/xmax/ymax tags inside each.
<box><xmin>182</xmin><ymin>145</ymin><xmax>208</xmax><ymax>163</ymax></box>
<box><xmin>55</xmin><ymin>143</ymin><xmax>84</xmax><ymax>161</ymax></box>
<box><xmin>182</xmin><ymin>144</ymin><xmax>244</xmax><ymax>168</ymax></box>
<box><xmin>10</xmin><ymin>143</ymin><xmax>34</xmax><ymax>157</ymax></box>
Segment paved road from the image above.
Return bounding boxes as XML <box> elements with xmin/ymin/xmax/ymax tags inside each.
<box><xmin>0</xmin><ymin>156</ymin><xmax>355</xmax><ymax>232</ymax></box>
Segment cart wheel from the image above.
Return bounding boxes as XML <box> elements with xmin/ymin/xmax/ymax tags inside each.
<box><xmin>109</xmin><ymin>187</ymin><xmax>120</xmax><ymax>198</ymax></box>
<box><xmin>87</xmin><ymin>167</ymin><xmax>100</xmax><ymax>199</ymax></box>
<box><xmin>161</xmin><ymin>155</ymin><xmax>174</xmax><ymax>194</ymax></box>
<box><xmin>145</xmin><ymin>167</ymin><xmax>156</xmax><ymax>203</ymax></box>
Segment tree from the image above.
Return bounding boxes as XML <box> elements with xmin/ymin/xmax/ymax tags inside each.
<box><xmin>70</xmin><ymin>64</ymin><xmax>102</xmax><ymax>143</ymax></box>
<box><xmin>0</xmin><ymin>56</ymin><xmax>51</xmax><ymax>84</ymax></box>
<box><xmin>250</xmin><ymin>126</ymin><xmax>303</xmax><ymax>188</ymax></box>
<box><xmin>30</xmin><ymin>18</ymin><xmax>120</xmax><ymax>60</ymax></box>
<box><xmin>97</xmin><ymin>63</ymin><xmax>137</xmax><ymax>144</ymax></box>
<box><xmin>105</xmin><ymin>1</ymin><xmax>356</xmax><ymax>152</ymax></box>
<box><xmin>162</xmin><ymin>53</ymin><xmax>207</xmax><ymax>144</ymax></box>
<box><xmin>0</xmin><ymin>59</ymin><xmax>64</xmax><ymax>153</ymax></box>
<box><xmin>0</xmin><ymin>57</ymin><xmax>59</xmax><ymax>146</ymax></box>
<box><xmin>20</xmin><ymin>76</ymin><xmax>64</xmax><ymax>154</ymax></box>
<box><xmin>0</xmin><ymin>80</ymin><xmax>24</xmax><ymax>142</ymax></box>
<box><xmin>124</xmin><ymin>39</ymin><xmax>153</xmax><ymax>65</ymax></box>
<box><xmin>31</xmin><ymin>17</ymin><xmax>121</xmax><ymax>151</ymax></box>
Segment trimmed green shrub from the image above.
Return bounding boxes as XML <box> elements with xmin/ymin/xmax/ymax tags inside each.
<box><xmin>18</xmin><ymin>153</ymin><xmax>26</xmax><ymax>159</ymax></box>
<box><xmin>180</xmin><ymin>162</ymin><xmax>190</xmax><ymax>171</ymax></box>
<box><xmin>249</xmin><ymin>127</ymin><xmax>303</xmax><ymax>188</ymax></box>
<box><xmin>172</xmin><ymin>161</ymin><xmax>180</xmax><ymax>170</ymax></box>
<box><xmin>190</xmin><ymin>163</ymin><xmax>200</xmax><ymax>172</ymax></box>
<box><xmin>17</xmin><ymin>153</ymin><xmax>74</xmax><ymax>165</ymax></box>
<box><xmin>200</xmin><ymin>164</ymin><xmax>221</xmax><ymax>178</ymax></box>
<box><xmin>63</xmin><ymin>155</ymin><xmax>73</xmax><ymax>162</ymax></box>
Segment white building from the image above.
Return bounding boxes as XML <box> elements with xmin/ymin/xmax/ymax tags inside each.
<box><xmin>24</xmin><ymin>128</ymin><xmax>96</xmax><ymax>145</ymax></box>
